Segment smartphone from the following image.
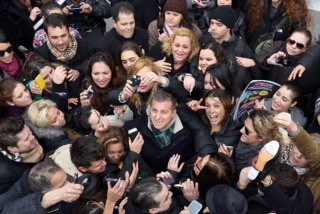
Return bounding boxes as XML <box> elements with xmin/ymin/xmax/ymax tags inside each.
<box><xmin>128</xmin><ymin>128</ymin><xmax>138</xmax><ymax>141</ymax></box>
<box><xmin>34</xmin><ymin>74</ymin><xmax>46</xmax><ymax>90</ymax></box>
<box><xmin>70</xmin><ymin>7</ymin><xmax>81</xmax><ymax>14</ymax></box>
<box><xmin>188</xmin><ymin>200</ymin><xmax>202</xmax><ymax>214</ymax></box>
<box><xmin>201</xmin><ymin>0</ymin><xmax>210</xmax><ymax>3</ymax></box>
<box><xmin>226</xmin><ymin>146</ymin><xmax>233</xmax><ymax>151</ymax></box>
<box><xmin>87</xmin><ymin>85</ymin><xmax>94</xmax><ymax>98</ymax></box>
<box><xmin>161</xmin><ymin>176</ymin><xmax>175</xmax><ymax>185</ymax></box>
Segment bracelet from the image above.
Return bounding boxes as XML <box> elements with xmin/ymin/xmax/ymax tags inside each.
<box><xmin>286</xmin><ymin>121</ymin><xmax>295</xmax><ymax>133</ymax></box>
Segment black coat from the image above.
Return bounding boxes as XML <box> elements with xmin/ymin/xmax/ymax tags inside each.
<box><xmin>0</xmin><ymin>153</ymin><xmax>35</xmax><ymax>194</ymax></box>
<box><xmin>35</xmin><ymin>38</ymin><xmax>95</xmax><ymax>75</ymax></box>
<box><xmin>247</xmin><ymin>181</ymin><xmax>314</xmax><ymax>214</ymax></box>
<box><xmin>0</xmin><ymin>0</ymin><xmax>36</xmax><ymax>50</ymax></box>
<box><xmin>123</xmin><ymin>115</ymin><xmax>195</xmax><ymax>174</ymax></box>
<box><xmin>96</xmin><ymin>28</ymin><xmax>149</xmax><ymax>63</ymax></box>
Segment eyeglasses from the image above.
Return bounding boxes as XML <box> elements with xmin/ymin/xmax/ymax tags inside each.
<box><xmin>287</xmin><ymin>39</ymin><xmax>305</xmax><ymax>50</ymax></box>
<box><xmin>244</xmin><ymin>126</ymin><xmax>252</xmax><ymax>135</ymax></box>
<box><xmin>0</xmin><ymin>46</ymin><xmax>13</xmax><ymax>57</ymax></box>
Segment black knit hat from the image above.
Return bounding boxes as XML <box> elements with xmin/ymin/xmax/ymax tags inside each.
<box><xmin>163</xmin><ymin>0</ymin><xmax>188</xmax><ymax>17</ymax></box>
<box><xmin>209</xmin><ymin>5</ymin><xmax>237</xmax><ymax>29</ymax></box>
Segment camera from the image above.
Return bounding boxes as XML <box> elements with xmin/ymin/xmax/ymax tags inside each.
<box><xmin>275</xmin><ymin>57</ymin><xmax>291</xmax><ymax>66</ymax></box>
<box><xmin>87</xmin><ymin>85</ymin><xmax>95</xmax><ymax>98</ymax></box>
<box><xmin>131</xmin><ymin>75</ymin><xmax>141</xmax><ymax>89</ymax></box>
<box><xmin>70</xmin><ymin>6</ymin><xmax>81</xmax><ymax>14</ymax></box>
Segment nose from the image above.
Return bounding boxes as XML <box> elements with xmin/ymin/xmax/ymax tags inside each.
<box><xmin>155</xmin><ymin>112</ymin><xmax>161</xmax><ymax>120</ymax></box>
<box><xmin>240</xmin><ymin>126</ymin><xmax>245</xmax><ymax>134</ymax></box>
<box><xmin>127</xmin><ymin>61</ymin><xmax>135</xmax><ymax>68</ymax></box>
<box><xmin>99</xmin><ymin>74</ymin><xmax>104</xmax><ymax>80</ymax></box>
<box><xmin>58</xmin><ymin>37</ymin><xmax>63</xmax><ymax>44</ymax></box>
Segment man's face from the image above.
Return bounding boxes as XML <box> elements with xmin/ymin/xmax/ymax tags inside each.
<box><xmin>150</xmin><ymin>100</ymin><xmax>176</xmax><ymax>131</ymax></box>
<box><xmin>50</xmin><ymin>170</ymin><xmax>68</xmax><ymax>191</ymax></box>
<box><xmin>8</xmin><ymin>126</ymin><xmax>38</xmax><ymax>154</ymax></box>
<box><xmin>208</xmin><ymin>19</ymin><xmax>230</xmax><ymax>42</ymax></box>
<box><xmin>47</xmin><ymin>25</ymin><xmax>70</xmax><ymax>52</ymax></box>
<box><xmin>113</xmin><ymin>13</ymin><xmax>135</xmax><ymax>38</ymax></box>
<box><xmin>150</xmin><ymin>182</ymin><xmax>173</xmax><ymax>213</ymax></box>
<box><xmin>82</xmin><ymin>159</ymin><xmax>107</xmax><ymax>174</ymax></box>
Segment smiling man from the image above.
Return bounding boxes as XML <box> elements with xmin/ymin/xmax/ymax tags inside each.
<box><xmin>124</xmin><ymin>89</ymin><xmax>195</xmax><ymax>174</ymax></box>
<box><xmin>0</xmin><ymin>117</ymin><xmax>44</xmax><ymax>194</ymax></box>
<box><xmin>35</xmin><ymin>13</ymin><xmax>94</xmax><ymax>82</ymax></box>
<box><xmin>96</xmin><ymin>2</ymin><xmax>148</xmax><ymax>63</ymax></box>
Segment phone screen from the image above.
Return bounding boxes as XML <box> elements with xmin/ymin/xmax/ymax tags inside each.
<box><xmin>35</xmin><ymin>74</ymin><xmax>46</xmax><ymax>90</ymax></box>
<box><xmin>188</xmin><ymin>200</ymin><xmax>202</xmax><ymax>214</ymax></box>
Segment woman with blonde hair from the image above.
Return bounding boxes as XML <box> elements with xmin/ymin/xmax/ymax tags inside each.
<box><xmin>25</xmin><ymin>99</ymin><xmax>71</xmax><ymax>152</ymax></box>
<box><xmin>149</xmin><ymin>28</ymin><xmax>202</xmax><ymax>98</ymax></box>
<box><xmin>220</xmin><ymin>109</ymin><xmax>284</xmax><ymax>177</ymax></box>
<box><xmin>117</xmin><ymin>56</ymin><xmax>170</xmax><ymax>118</ymax></box>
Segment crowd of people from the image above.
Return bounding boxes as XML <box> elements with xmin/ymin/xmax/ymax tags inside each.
<box><xmin>0</xmin><ymin>0</ymin><xmax>320</xmax><ymax>213</ymax></box>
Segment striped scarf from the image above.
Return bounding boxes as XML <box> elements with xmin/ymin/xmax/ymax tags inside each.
<box><xmin>47</xmin><ymin>35</ymin><xmax>78</xmax><ymax>62</ymax></box>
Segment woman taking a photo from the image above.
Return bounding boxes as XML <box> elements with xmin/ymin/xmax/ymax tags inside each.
<box><xmin>256</xmin><ymin>28</ymin><xmax>312</xmax><ymax>86</ymax></box>
<box><xmin>80</xmin><ymin>52</ymin><xmax>125</xmax><ymax>116</ymax></box>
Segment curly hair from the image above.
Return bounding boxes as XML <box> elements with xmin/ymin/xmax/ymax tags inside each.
<box><xmin>162</xmin><ymin>28</ymin><xmax>200</xmax><ymax>63</ymax></box>
<box><xmin>128</xmin><ymin>56</ymin><xmax>160</xmax><ymax>115</ymax></box>
<box><xmin>248</xmin><ymin>0</ymin><xmax>310</xmax><ymax>35</ymax></box>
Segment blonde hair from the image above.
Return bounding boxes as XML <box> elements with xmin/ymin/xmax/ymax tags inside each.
<box><xmin>27</xmin><ymin>99</ymin><xmax>56</xmax><ymax>127</ymax></box>
<box><xmin>249</xmin><ymin>109</ymin><xmax>284</xmax><ymax>146</ymax></box>
<box><xmin>128</xmin><ymin>56</ymin><xmax>160</xmax><ymax>115</ymax></box>
<box><xmin>162</xmin><ymin>28</ymin><xmax>200</xmax><ymax>63</ymax></box>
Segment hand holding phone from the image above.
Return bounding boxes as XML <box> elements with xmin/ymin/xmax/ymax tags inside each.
<box><xmin>34</xmin><ymin>74</ymin><xmax>46</xmax><ymax>90</ymax></box>
<box><xmin>188</xmin><ymin>200</ymin><xmax>202</xmax><ymax>214</ymax></box>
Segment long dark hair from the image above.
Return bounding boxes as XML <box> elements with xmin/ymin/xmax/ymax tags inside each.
<box><xmin>195</xmin><ymin>153</ymin><xmax>233</xmax><ymax>198</ymax></box>
<box><xmin>83</xmin><ymin>52</ymin><xmax>125</xmax><ymax>115</ymax></box>
<box><xmin>205</xmin><ymin>64</ymin><xmax>241</xmax><ymax>98</ymax></box>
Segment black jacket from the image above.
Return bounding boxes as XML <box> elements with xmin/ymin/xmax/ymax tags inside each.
<box><xmin>123</xmin><ymin>115</ymin><xmax>195</xmax><ymax>174</ymax></box>
<box><xmin>35</xmin><ymin>38</ymin><xmax>95</xmax><ymax>75</ymax></box>
<box><xmin>0</xmin><ymin>152</ymin><xmax>35</xmax><ymax>194</ymax></box>
<box><xmin>0</xmin><ymin>0</ymin><xmax>37</xmax><ymax>50</ymax></box>
<box><xmin>96</xmin><ymin>28</ymin><xmax>149</xmax><ymax>63</ymax></box>
<box><xmin>247</xmin><ymin>181</ymin><xmax>314</xmax><ymax>214</ymax></box>
<box><xmin>247</xmin><ymin>0</ymin><xmax>306</xmax><ymax>51</ymax></box>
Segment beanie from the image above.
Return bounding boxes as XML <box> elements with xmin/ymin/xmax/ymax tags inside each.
<box><xmin>163</xmin><ymin>0</ymin><xmax>188</xmax><ymax>17</ymax></box>
<box><xmin>209</xmin><ymin>5</ymin><xmax>237</xmax><ymax>29</ymax></box>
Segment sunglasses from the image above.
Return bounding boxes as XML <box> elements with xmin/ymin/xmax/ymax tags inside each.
<box><xmin>244</xmin><ymin>126</ymin><xmax>251</xmax><ymax>136</ymax></box>
<box><xmin>287</xmin><ymin>39</ymin><xmax>305</xmax><ymax>50</ymax></box>
<box><xmin>0</xmin><ymin>46</ymin><xmax>13</xmax><ymax>57</ymax></box>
